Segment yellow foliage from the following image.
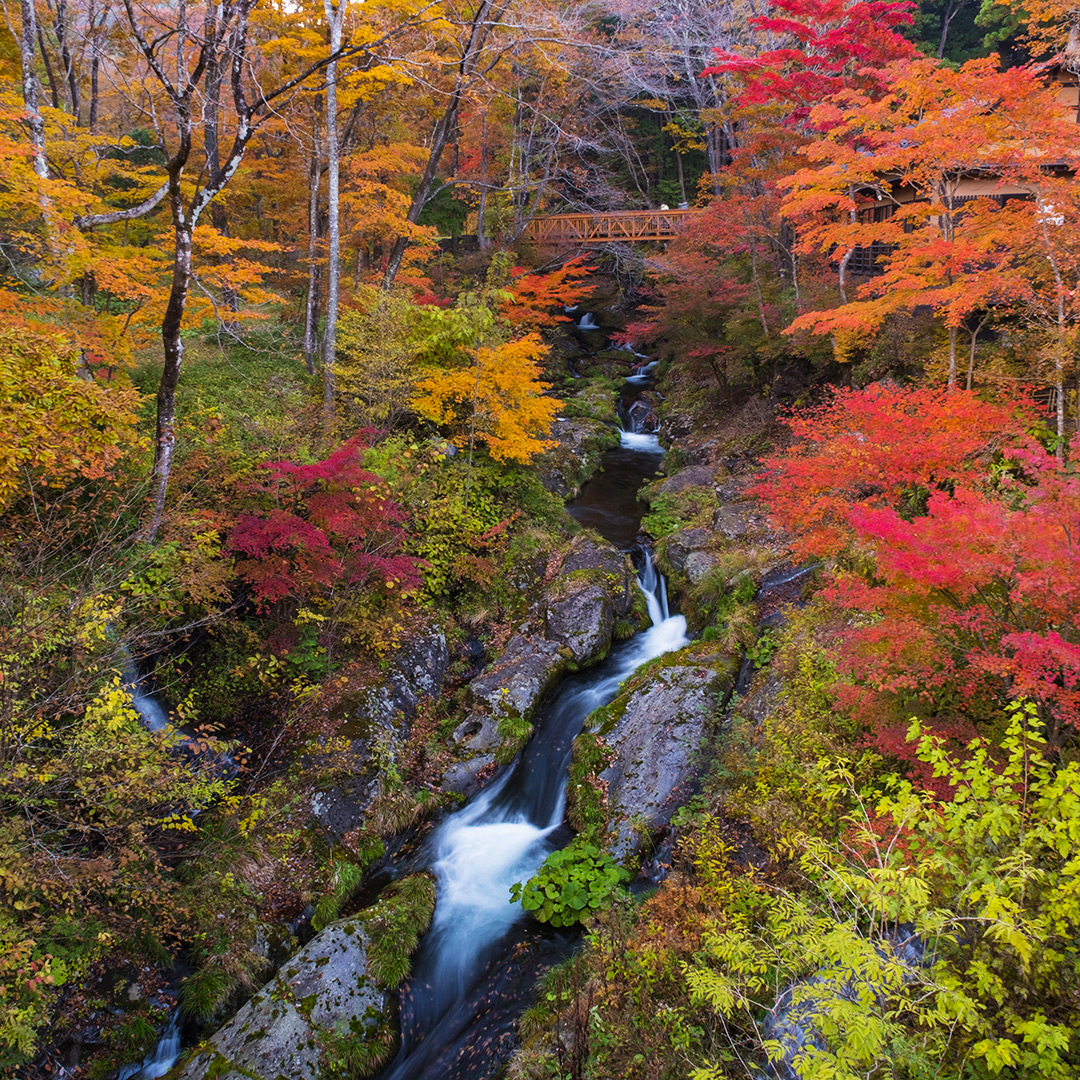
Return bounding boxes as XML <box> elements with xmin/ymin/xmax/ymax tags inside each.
<box><xmin>0</xmin><ymin>326</ymin><xmax>140</xmax><ymax>513</ymax></box>
<box><xmin>411</xmin><ymin>332</ymin><xmax>562</xmax><ymax>463</ymax></box>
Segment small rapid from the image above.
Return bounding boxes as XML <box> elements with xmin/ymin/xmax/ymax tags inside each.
<box><xmin>116</xmin><ymin>1011</ymin><xmax>182</xmax><ymax>1079</ymax></box>
<box><xmin>380</xmin><ymin>554</ymin><xmax>687</xmax><ymax>1080</ymax></box>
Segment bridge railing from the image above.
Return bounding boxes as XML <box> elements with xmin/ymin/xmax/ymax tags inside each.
<box><xmin>522</xmin><ymin>209</ymin><xmax>692</xmax><ymax>244</ymax></box>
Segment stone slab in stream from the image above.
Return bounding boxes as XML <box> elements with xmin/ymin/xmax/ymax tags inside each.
<box><xmin>174</xmin><ymin>914</ymin><xmax>390</xmax><ymax>1080</ymax></box>
<box><xmin>597</xmin><ymin>649</ymin><xmax>737</xmax><ymax>860</ymax></box>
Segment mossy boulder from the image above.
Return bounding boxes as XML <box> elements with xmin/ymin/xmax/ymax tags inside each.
<box><xmin>542</xmin><ymin>535</ymin><xmax>636</xmax><ymax>664</ymax></box>
<box><xmin>451</xmin><ymin>536</ymin><xmax>635</xmax><ymax>755</ymax></box>
<box><xmin>589</xmin><ymin>646</ymin><xmax>737</xmax><ymax>860</ymax></box>
<box><xmin>312</xmin><ymin>623</ymin><xmax>449</xmax><ymax>841</ymax></box>
<box><xmin>662</xmin><ymin>527</ymin><xmax>710</xmax><ymax>573</ymax></box>
<box><xmin>558</xmin><ymin>381</ymin><xmax>621</xmax><ymax>426</ymax></box>
<box><xmin>656</xmin><ymin>464</ymin><xmax>715</xmax><ymax>496</ymax></box>
<box><xmin>454</xmin><ymin>635</ymin><xmax>566</xmax><ymax>753</ymax></box>
<box><xmin>175</xmin><ymin>880</ymin><xmax>435</xmax><ymax>1080</ymax></box>
<box><xmin>538</xmin><ymin>417</ymin><xmax>620</xmax><ymax>498</ymax></box>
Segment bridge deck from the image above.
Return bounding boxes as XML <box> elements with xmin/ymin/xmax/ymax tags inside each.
<box><xmin>523</xmin><ymin>209</ymin><xmax>692</xmax><ymax>244</ymax></box>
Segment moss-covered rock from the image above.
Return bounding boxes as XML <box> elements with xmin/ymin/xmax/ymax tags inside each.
<box><xmin>538</xmin><ymin>417</ymin><xmax>620</xmax><ymax>498</ymax></box>
<box><xmin>577</xmin><ymin>644</ymin><xmax>738</xmax><ymax>861</ymax></box>
<box><xmin>174</xmin><ymin>877</ymin><xmax>435</xmax><ymax>1080</ymax></box>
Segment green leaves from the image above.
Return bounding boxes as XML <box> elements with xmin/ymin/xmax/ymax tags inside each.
<box><xmin>509</xmin><ymin>839</ymin><xmax>630</xmax><ymax>928</ymax></box>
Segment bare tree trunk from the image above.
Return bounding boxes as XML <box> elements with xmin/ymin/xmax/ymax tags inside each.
<box><xmin>477</xmin><ymin>110</ymin><xmax>490</xmax><ymax>248</ymax></box>
<box><xmin>205</xmin><ymin>48</ymin><xmax>239</xmax><ymax>329</ymax></box>
<box><xmin>937</xmin><ymin>0</ymin><xmax>961</xmax><ymax>58</ymax></box>
<box><xmin>54</xmin><ymin>0</ymin><xmax>79</xmax><ymax>121</ymax></box>
<box><xmin>147</xmin><ymin>213</ymin><xmax>193</xmax><ymax>542</ymax></box>
<box><xmin>947</xmin><ymin>324</ymin><xmax>958</xmax><ymax>388</ymax></box>
<box><xmin>1037</xmin><ymin>212</ymin><xmax>1069</xmax><ymax>459</ymax></box>
<box><xmin>19</xmin><ymin>0</ymin><xmax>50</xmax><ymax>182</ymax></box>
<box><xmin>383</xmin><ymin>0</ymin><xmax>503</xmax><ymax>289</ymax></box>
<box><xmin>88</xmin><ymin>0</ymin><xmax>101</xmax><ymax>131</ymax></box>
<box><xmin>36</xmin><ymin>24</ymin><xmax>61</xmax><ymax>109</ymax></box>
<box><xmin>321</xmin><ymin>0</ymin><xmax>344</xmax><ymax>433</ymax></box>
<box><xmin>966</xmin><ymin>314</ymin><xmax>989</xmax><ymax>390</ymax></box>
<box><xmin>303</xmin><ymin>143</ymin><xmax>322</xmax><ymax>375</ymax></box>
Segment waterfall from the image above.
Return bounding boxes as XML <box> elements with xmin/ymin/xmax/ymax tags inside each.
<box><xmin>116</xmin><ymin>1010</ymin><xmax>182</xmax><ymax>1079</ymax></box>
<box><xmin>119</xmin><ymin>651</ymin><xmax>170</xmax><ymax>733</ymax></box>
<box><xmin>379</xmin><ymin>556</ymin><xmax>687</xmax><ymax>1079</ymax></box>
<box><xmin>576</xmin><ymin>312</ymin><xmax>599</xmax><ymax>330</ymax></box>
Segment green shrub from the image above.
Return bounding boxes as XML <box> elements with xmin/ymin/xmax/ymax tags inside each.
<box><xmin>510</xmin><ymin>839</ymin><xmax>630</xmax><ymax>927</ymax></box>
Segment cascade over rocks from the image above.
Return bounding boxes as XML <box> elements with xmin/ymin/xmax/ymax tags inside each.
<box><xmin>450</xmin><ymin>535</ymin><xmax>637</xmax><ymax>758</ymax></box>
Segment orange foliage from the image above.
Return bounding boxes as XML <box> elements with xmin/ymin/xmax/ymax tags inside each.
<box><xmin>411</xmin><ymin>333</ymin><xmax>562</xmax><ymax>463</ymax></box>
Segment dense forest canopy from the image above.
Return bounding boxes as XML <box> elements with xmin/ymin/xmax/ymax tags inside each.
<box><xmin>1</xmin><ymin>0</ymin><xmax>1080</xmax><ymax>1075</ymax></box>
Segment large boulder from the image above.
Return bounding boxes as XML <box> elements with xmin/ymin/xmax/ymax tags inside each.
<box><xmin>545</xmin><ymin>583</ymin><xmax>613</xmax><ymax>665</ymax></box>
<box><xmin>175</xmin><ymin>880</ymin><xmax>435</xmax><ymax>1080</ymax></box>
<box><xmin>685</xmin><ymin>551</ymin><xmax>718</xmax><ymax>585</ymax></box>
<box><xmin>598</xmin><ymin>651</ymin><xmax>736</xmax><ymax>859</ymax></box>
<box><xmin>466</xmin><ymin>634</ymin><xmax>567</xmax><ymax>720</ymax></box>
<box><xmin>450</xmin><ymin>537</ymin><xmax>635</xmax><ymax>757</ymax></box>
<box><xmin>764</xmin><ymin>927</ymin><xmax>925</xmax><ymax>1080</ymax></box>
<box><xmin>656</xmin><ymin>464</ymin><xmax>715</xmax><ymax>496</ymax></box>
<box><xmin>663</xmin><ymin>527</ymin><xmax>710</xmax><ymax>573</ymax></box>
<box><xmin>175</xmin><ymin>918</ymin><xmax>389</xmax><ymax>1080</ymax></box>
<box><xmin>538</xmin><ymin>417</ymin><xmax>620</xmax><ymax>498</ymax></box>
<box><xmin>557</xmin><ymin>535</ymin><xmax>636</xmax><ymax>617</ymax></box>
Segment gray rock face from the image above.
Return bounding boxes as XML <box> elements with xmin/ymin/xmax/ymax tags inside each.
<box><xmin>600</xmin><ymin>656</ymin><xmax>734</xmax><ymax>858</ymax></box>
<box><xmin>546</xmin><ymin>584</ymin><xmax>613</xmax><ymax>664</ymax></box>
<box><xmin>439</xmin><ymin>754</ymin><xmax>497</xmax><ymax>795</ymax></box>
<box><xmin>664</xmin><ymin>527</ymin><xmax>710</xmax><ymax>572</ymax></box>
<box><xmin>684</xmin><ymin>551</ymin><xmax>717</xmax><ymax>585</ymax></box>
<box><xmin>657</xmin><ymin>464</ymin><xmax>715</xmax><ymax>495</ymax></box>
<box><xmin>312</xmin><ymin>623</ymin><xmax>448</xmax><ymax>840</ymax></box>
<box><xmin>764</xmin><ymin>928</ymin><xmax>924</xmax><ymax>1080</ymax></box>
<box><xmin>175</xmin><ymin>915</ymin><xmax>389</xmax><ymax>1080</ymax></box>
<box><xmin>558</xmin><ymin>536</ymin><xmax>635</xmax><ymax>617</ymax></box>
<box><xmin>712</xmin><ymin>504</ymin><xmax>753</xmax><ymax>539</ymax></box>
<box><xmin>449</xmin><ymin>537</ymin><xmax>633</xmax><ymax>760</ymax></box>
<box><xmin>538</xmin><ymin>417</ymin><xmax>620</xmax><ymax>497</ymax></box>
<box><xmin>741</xmin><ymin>670</ymin><xmax>784</xmax><ymax>727</ymax></box>
<box><xmin>467</xmin><ymin>635</ymin><xmax>566</xmax><ymax>721</ymax></box>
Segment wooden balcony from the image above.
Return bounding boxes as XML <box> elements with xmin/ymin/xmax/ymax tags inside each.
<box><xmin>522</xmin><ymin>209</ymin><xmax>692</xmax><ymax>244</ymax></box>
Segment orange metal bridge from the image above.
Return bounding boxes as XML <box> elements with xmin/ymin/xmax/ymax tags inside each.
<box><xmin>522</xmin><ymin>208</ymin><xmax>692</xmax><ymax>244</ymax></box>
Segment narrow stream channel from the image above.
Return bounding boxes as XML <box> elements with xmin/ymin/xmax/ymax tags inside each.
<box><xmin>378</xmin><ymin>365</ymin><xmax>679</xmax><ymax>1079</ymax></box>
<box><xmin>121</xmin><ymin>338</ymin><xmax>671</xmax><ymax>1080</ymax></box>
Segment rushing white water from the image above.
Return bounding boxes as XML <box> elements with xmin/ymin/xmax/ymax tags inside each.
<box><xmin>576</xmin><ymin>311</ymin><xmax>599</xmax><ymax>329</ymax></box>
<box><xmin>119</xmin><ymin>652</ymin><xmax>170</xmax><ymax>732</ymax></box>
<box><xmin>383</xmin><ymin>556</ymin><xmax>687</xmax><ymax>1079</ymax></box>
<box><xmin>619</xmin><ymin>430</ymin><xmax>663</xmax><ymax>453</ymax></box>
<box><xmin>116</xmin><ymin>1011</ymin><xmax>182</xmax><ymax>1079</ymax></box>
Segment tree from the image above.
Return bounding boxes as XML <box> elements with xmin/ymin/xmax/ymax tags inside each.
<box><xmin>412</xmin><ymin>330</ymin><xmax>560</xmax><ymax>465</ymax></box>
<box><xmin>781</xmin><ymin>55</ymin><xmax>1080</xmax><ymax>406</ymax></box>
<box><xmin>754</xmin><ymin>385</ymin><xmax>1080</xmax><ymax>746</ymax></box>
<box><xmin>684</xmin><ymin>705</ymin><xmax>1080</xmax><ymax>1079</ymax></box>
<box><xmin>229</xmin><ymin>438</ymin><xmax>421</xmax><ymax>609</ymax></box>
<box><xmin>0</xmin><ymin>324</ymin><xmax>139</xmax><ymax>514</ymax></box>
<box><xmin>382</xmin><ymin>0</ymin><xmax>513</xmax><ymax>287</ymax></box>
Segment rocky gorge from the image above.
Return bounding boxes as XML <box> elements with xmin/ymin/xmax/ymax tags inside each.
<box><xmin>122</xmin><ymin>306</ymin><xmax>803</xmax><ymax>1080</ymax></box>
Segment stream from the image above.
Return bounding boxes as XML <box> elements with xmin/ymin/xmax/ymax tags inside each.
<box><xmin>121</xmin><ymin>329</ymin><xmax>673</xmax><ymax>1080</ymax></box>
<box><xmin>377</xmin><ymin>354</ymin><xmax>679</xmax><ymax>1080</ymax></box>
